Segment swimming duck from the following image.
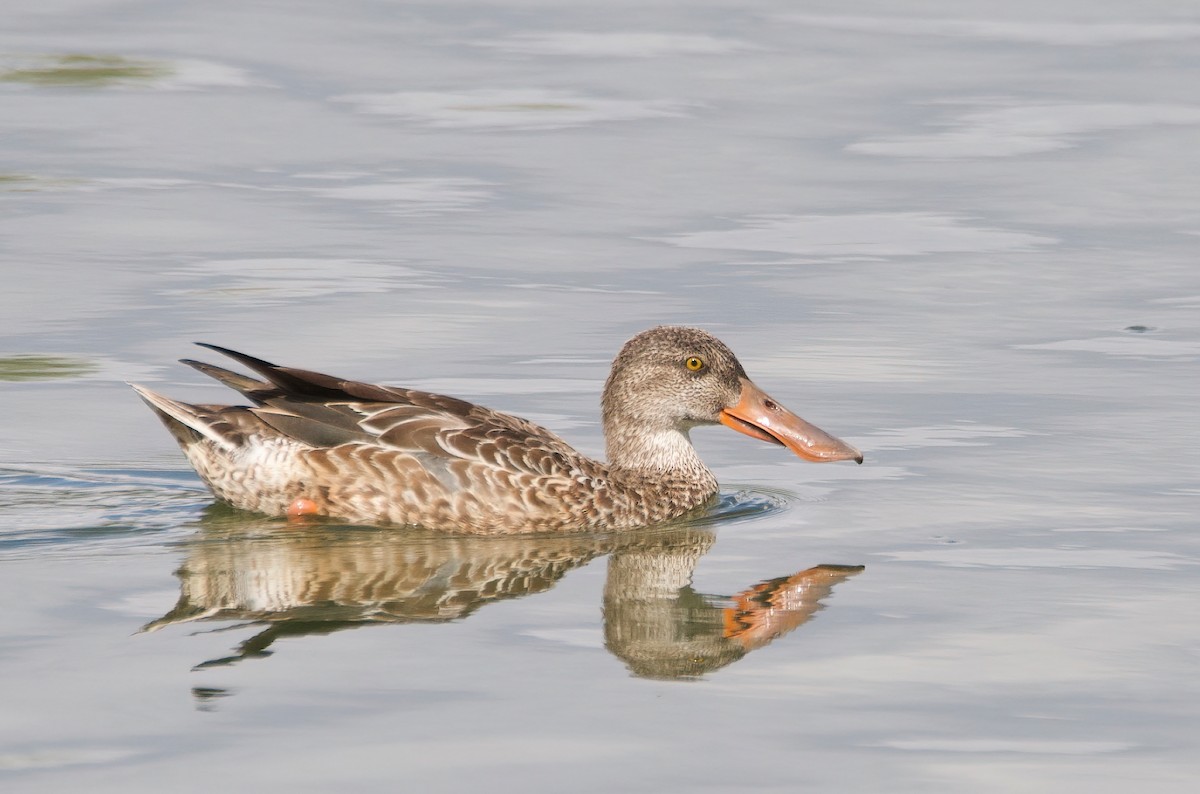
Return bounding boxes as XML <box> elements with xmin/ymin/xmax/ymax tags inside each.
<box><xmin>132</xmin><ymin>326</ymin><xmax>862</xmax><ymax>534</ymax></box>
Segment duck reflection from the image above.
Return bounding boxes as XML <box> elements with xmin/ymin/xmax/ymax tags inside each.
<box><xmin>146</xmin><ymin>506</ymin><xmax>862</xmax><ymax>680</ymax></box>
<box><xmin>602</xmin><ymin>532</ymin><xmax>863</xmax><ymax>679</ymax></box>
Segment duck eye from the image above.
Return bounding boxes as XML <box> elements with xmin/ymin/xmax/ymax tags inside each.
<box><xmin>685</xmin><ymin>356</ymin><xmax>705</xmax><ymax>371</ymax></box>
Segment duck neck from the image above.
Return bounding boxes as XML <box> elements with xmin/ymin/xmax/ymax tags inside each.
<box><xmin>603</xmin><ymin>417</ymin><xmax>714</xmax><ymax>484</ymax></box>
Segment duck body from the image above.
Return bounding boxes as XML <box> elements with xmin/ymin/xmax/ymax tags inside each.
<box><xmin>132</xmin><ymin>327</ymin><xmax>861</xmax><ymax>534</ymax></box>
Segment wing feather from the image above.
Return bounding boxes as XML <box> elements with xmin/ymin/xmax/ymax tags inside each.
<box><xmin>188</xmin><ymin>344</ymin><xmax>590</xmax><ymax>483</ymax></box>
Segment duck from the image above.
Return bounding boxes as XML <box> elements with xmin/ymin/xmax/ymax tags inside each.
<box><xmin>131</xmin><ymin>326</ymin><xmax>862</xmax><ymax>534</ymax></box>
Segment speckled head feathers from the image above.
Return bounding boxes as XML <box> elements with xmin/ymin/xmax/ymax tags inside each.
<box><xmin>602</xmin><ymin>326</ymin><xmax>749</xmax><ymax>430</ymax></box>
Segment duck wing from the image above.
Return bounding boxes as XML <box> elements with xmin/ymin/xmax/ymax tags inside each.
<box><xmin>188</xmin><ymin>344</ymin><xmax>588</xmax><ymax>478</ymax></box>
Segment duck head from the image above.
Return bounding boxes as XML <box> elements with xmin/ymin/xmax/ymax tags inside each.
<box><xmin>601</xmin><ymin>326</ymin><xmax>863</xmax><ymax>471</ymax></box>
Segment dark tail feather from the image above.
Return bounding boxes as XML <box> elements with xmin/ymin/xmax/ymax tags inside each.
<box><xmin>193</xmin><ymin>343</ymin><xmax>287</xmax><ymax>385</ymax></box>
<box><xmin>180</xmin><ymin>359</ymin><xmax>270</xmax><ymax>399</ymax></box>
<box><xmin>194</xmin><ymin>343</ymin><xmax>352</xmax><ymax>399</ymax></box>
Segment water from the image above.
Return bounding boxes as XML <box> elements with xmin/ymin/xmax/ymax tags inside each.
<box><xmin>2</xmin><ymin>1</ymin><xmax>1199</xmax><ymax>790</ymax></box>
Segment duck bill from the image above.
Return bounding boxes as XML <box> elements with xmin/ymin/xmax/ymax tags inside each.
<box><xmin>719</xmin><ymin>378</ymin><xmax>863</xmax><ymax>464</ymax></box>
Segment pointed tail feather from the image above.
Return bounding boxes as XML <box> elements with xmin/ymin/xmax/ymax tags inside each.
<box><xmin>191</xmin><ymin>343</ymin><xmax>405</xmax><ymax>403</ymax></box>
<box><xmin>193</xmin><ymin>343</ymin><xmax>348</xmax><ymax>397</ymax></box>
<box><xmin>193</xmin><ymin>342</ymin><xmax>280</xmax><ymax>374</ymax></box>
<box><xmin>129</xmin><ymin>383</ymin><xmax>240</xmax><ymax>450</ymax></box>
<box><xmin>180</xmin><ymin>359</ymin><xmax>270</xmax><ymax>398</ymax></box>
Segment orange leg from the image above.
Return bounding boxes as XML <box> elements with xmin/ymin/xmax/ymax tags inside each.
<box><xmin>287</xmin><ymin>497</ymin><xmax>320</xmax><ymax>518</ymax></box>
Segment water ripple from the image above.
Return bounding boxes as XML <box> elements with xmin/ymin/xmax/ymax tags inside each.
<box><xmin>0</xmin><ymin>466</ymin><xmax>205</xmax><ymax>558</ymax></box>
<box><xmin>682</xmin><ymin>487</ymin><xmax>791</xmax><ymax>528</ymax></box>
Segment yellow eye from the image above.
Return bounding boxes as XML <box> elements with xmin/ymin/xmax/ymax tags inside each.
<box><xmin>685</xmin><ymin>356</ymin><xmax>704</xmax><ymax>371</ymax></box>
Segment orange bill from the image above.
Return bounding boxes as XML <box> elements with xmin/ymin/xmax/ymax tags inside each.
<box><xmin>719</xmin><ymin>378</ymin><xmax>863</xmax><ymax>463</ymax></box>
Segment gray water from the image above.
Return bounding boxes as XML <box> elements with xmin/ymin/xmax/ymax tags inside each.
<box><xmin>2</xmin><ymin>1</ymin><xmax>1199</xmax><ymax>791</ymax></box>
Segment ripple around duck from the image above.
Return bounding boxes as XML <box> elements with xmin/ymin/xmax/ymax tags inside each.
<box><xmin>0</xmin><ymin>467</ymin><xmax>790</xmax><ymax>554</ymax></box>
<box><xmin>0</xmin><ymin>466</ymin><xmax>207</xmax><ymax>558</ymax></box>
<box><xmin>683</xmin><ymin>487</ymin><xmax>791</xmax><ymax>528</ymax></box>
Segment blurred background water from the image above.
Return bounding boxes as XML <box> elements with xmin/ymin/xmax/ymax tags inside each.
<box><xmin>1</xmin><ymin>1</ymin><xmax>1198</xmax><ymax>791</ymax></box>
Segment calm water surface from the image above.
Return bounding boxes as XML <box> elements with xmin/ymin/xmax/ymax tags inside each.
<box><xmin>2</xmin><ymin>1</ymin><xmax>1198</xmax><ymax>791</ymax></box>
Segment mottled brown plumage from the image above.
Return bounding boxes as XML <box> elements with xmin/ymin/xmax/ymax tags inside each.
<box><xmin>131</xmin><ymin>326</ymin><xmax>862</xmax><ymax>534</ymax></box>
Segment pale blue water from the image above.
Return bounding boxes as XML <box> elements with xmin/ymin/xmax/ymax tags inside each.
<box><xmin>2</xmin><ymin>1</ymin><xmax>1198</xmax><ymax>791</ymax></box>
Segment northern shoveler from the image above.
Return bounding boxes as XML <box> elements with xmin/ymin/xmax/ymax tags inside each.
<box><xmin>132</xmin><ymin>326</ymin><xmax>862</xmax><ymax>533</ymax></box>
